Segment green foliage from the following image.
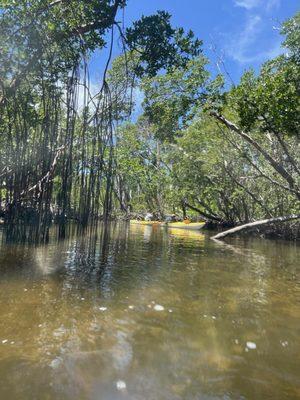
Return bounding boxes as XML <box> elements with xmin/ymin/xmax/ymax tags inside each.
<box><xmin>126</xmin><ymin>11</ymin><xmax>202</xmax><ymax>77</ymax></box>
<box><xmin>0</xmin><ymin>2</ymin><xmax>299</xmax><ymax>231</ymax></box>
<box><xmin>229</xmin><ymin>59</ymin><xmax>300</xmax><ymax>137</ymax></box>
<box><xmin>142</xmin><ymin>56</ymin><xmax>210</xmax><ymax>141</ymax></box>
<box><xmin>281</xmin><ymin>11</ymin><xmax>300</xmax><ymax>63</ymax></box>
<box><xmin>0</xmin><ymin>0</ymin><xmax>120</xmax><ymax>80</ymax></box>
<box><xmin>115</xmin><ymin>121</ymin><xmax>170</xmax><ymax>212</ymax></box>
<box><xmin>0</xmin><ymin>0</ymin><xmax>207</xmax><ymax>228</ymax></box>
<box><xmin>107</xmin><ymin>51</ymin><xmax>140</xmax><ymax>120</ymax></box>
<box><xmin>114</xmin><ymin>11</ymin><xmax>299</xmax><ymax>222</ymax></box>
<box><xmin>225</xmin><ymin>12</ymin><xmax>300</xmax><ymax>137</ymax></box>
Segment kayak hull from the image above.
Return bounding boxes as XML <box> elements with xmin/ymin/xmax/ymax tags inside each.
<box><xmin>130</xmin><ymin>220</ymin><xmax>205</xmax><ymax>231</ymax></box>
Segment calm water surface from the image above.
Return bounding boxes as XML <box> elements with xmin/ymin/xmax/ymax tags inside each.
<box><xmin>0</xmin><ymin>223</ymin><xmax>299</xmax><ymax>400</ymax></box>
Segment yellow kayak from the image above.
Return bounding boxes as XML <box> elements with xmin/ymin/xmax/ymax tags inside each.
<box><xmin>130</xmin><ymin>220</ymin><xmax>205</xmax><ymax>231</ymax></box>
<box><xmin>130</xmin><ymin>220</ymin><xmax>162</xmax><ymax>226</ymax></box>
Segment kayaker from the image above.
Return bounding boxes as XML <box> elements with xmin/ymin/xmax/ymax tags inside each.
<box><xmin>165</xmin><ymin>214</ymin><xmax>177</xmax><ymax>223</ymax></box>
<box><xmin>145</xmin><ymin>213</ymin><xmax>153</xmax><ymax>221</ymax></box>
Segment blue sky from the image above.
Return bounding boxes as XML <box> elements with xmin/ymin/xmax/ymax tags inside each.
<box><xmin>89</xmin><ymin>0</ymin><xmax>299</xmax><ymax>86</ymax></box>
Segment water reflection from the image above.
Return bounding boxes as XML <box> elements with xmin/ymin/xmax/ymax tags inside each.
<box><xmin>0</xmin><ymin>223</ymin><xmax>299</xmax><ymax>399</ymax></box>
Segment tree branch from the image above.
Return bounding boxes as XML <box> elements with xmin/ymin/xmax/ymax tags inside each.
<box><xmin>212</xmin><ymin>214</ymin><xmax>300</xmax><ymax>240</ymax></box>
<box><xmin>20</xmin><ymin>146</ymin><xmax>65</xmax><ymax>197</ymax></box>
<box><xmin>184</xmin><ymin>201</ymin><xmax>222</xmax><ymax>222</ymax></box>
<box><xmin>210</xmin><ymin>111</ymin><xmax>300</xmax><ymax>200</ymax></box>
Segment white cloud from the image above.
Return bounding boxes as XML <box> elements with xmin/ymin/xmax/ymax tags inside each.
<box><xmin>266</xmin><ymin>0</ymin><xmax>281</xmax><ymax>11</ymax></box>
<box><xmin>227</xmin><ymin>15</ymin><xmax>262</xmax><ymax>63</ymax></box>
<box><xmin>226</xmin><ymin>14</ymin><xmax>283</xmax><ymax>64</ymax></box>
<box><xmin>234</xmin><ymin>0</ymin><xmax>280</xmax><ymax>10</ymax></box>
<box><xmin>229</xmin><ymin>0</ymin><xmax>282</xmax><ymax>64</ymax></box>
<box><xmin>234</xmin><ymin>0</ymin><xmax>260</xmax><ymax>10</ymax></box>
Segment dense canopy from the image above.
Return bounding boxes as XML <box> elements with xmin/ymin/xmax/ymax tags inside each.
<box><xmin>0</xmin><ymin>1</ymin><xmax>299</xmax><ymax>241</ymax></box>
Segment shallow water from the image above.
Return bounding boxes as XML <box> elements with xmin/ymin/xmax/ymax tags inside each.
<box><xmin>0</xmin><ymin>223</ymin><xmax>299</xmax><ymax>400</ymax></box>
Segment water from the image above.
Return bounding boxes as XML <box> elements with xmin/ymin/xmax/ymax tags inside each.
<box><xmin>0</xmin><ymin>223</ymin><xmax>299</xmax><ymax>400</ymax></box>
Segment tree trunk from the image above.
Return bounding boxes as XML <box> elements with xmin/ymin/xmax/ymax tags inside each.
<box><xmin>211</xmin><ymin>214</ymin><xmax>300</xmax><ymax>240</ymax></box>
<box><xmin>184</xmin><ymin>201</ymin><xmax>222</xmax><ymax>222</ymax></box>
<box><xmin>210</xmin><ymin>111</ymin><xmax>300</xmax><ymax>200</ymax></box>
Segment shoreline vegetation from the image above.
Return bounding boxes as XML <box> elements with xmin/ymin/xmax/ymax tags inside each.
<box><xmin>0</xmin><ymin>212</ymin><xmax>299</xmax><ymax>242</ymax></box>
<box><xmin>0</xmin><ymin>2</ymin><xmax>299</xmax><ymax>243</ymax></box>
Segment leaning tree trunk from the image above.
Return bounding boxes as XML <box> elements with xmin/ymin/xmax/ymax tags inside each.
<box><xmin>211</xmin><ymin>214</ymin><xmax>300</xmax><ymax>240</ymax></box>
<box><xmin>210</xmin><ymin>111</ymin><xmax>300</xmax><ymax>201</ymax></box>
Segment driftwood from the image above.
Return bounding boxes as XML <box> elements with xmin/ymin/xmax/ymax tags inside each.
<box><xmin>211</xmin><ymin>214</ymin><xmax>300</xmax><ymax>240</ymax></box>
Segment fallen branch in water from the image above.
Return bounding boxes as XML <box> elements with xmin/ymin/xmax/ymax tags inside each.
<box><xmin>211</xmin><ymin>214</ymin><xmax>300</xmax><ymax>240</ymax></box>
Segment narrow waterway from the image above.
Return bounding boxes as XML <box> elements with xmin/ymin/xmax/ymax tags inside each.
<box><xmin>0</xmin><ymin>223</ymin><xmax>299</xmax><ymax>400</ymax></box>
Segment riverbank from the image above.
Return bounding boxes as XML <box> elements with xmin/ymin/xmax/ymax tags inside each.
<box><xmin>1</xmin><ymin>212</ymin><xmax>299</xmax><ymax>242</ymax></box>
<box><xmin>123</xmin><ymin>213</ymin><xmax>300</xmax><ymax>241</ymax></box>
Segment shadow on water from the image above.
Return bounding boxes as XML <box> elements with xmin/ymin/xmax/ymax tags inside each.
<box><xmin>0</xmin><ymin>223</ymin><xmax>299</xmax><ymax>400</ymax></box>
